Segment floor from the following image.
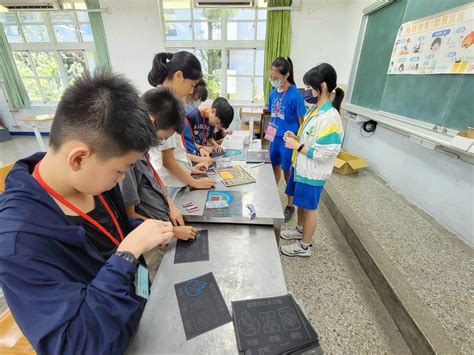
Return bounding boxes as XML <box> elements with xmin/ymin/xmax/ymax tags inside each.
<box><xmin>0</xmin><ymin>135</ymin><xmax>49</xmax><ymax>165</ymax></box>
<box><xmin>328</xmin><ymin>170</ymin><xmax>474</xmax><ymax>354</ymax></box>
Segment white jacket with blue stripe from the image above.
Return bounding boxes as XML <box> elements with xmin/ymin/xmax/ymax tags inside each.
<box><xmin>294</xmin><ymin>101</ymin><xmax>344</xmax><ymax>186</ymax></box>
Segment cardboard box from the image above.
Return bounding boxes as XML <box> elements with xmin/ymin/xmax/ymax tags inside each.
<box><xmin>334</xmin><ymin>151</ymin><xmax>368</xmax><ymax>175</ymax></box>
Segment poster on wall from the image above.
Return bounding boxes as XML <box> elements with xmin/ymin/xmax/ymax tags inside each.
<box><xmin>388</xmin><ymin>3</ymin><xmax>474</xmax><ymax>75</ymax></box>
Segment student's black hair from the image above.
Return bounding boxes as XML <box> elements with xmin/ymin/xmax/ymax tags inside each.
<box><xmin>430</xmin><ymin>37</ymin><xmax>441</xmax><ymax>49</ymax></box>
<box><xmin>271</xmin><ymin>57</ymin><xmax>296</xmax><ymax>85</ymax></box>
<box><xmin>303</xmin><ymin>63</ymin><xmax>345</xmax><ymax>113</ymax></box>
<box><xmin>148</xmin><ymin>51</ymin><xmax>203</xmax><ymax>87</ymax></box>
<box><xmin>141</xmin><ymin>87</ymin><xmax>185</xmax><ymax>134</ymax></box>
<box><xmin>212</xmin><ymin>97</ymin><xmax>234</xmax><ymax>129</ymax></box>
<box><xmin>49</xmin><ymin>71</ymin><xmax>156</xmax><ymax>157</ymax></box>
<box><xmin>193</xmin><ymin>79</ymin><xmax>208</xmax><ymax>102</ymax></box>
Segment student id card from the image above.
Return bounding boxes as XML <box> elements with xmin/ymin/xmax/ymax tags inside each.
<box><xmin>135</xmin><ymin>264</ymin><xmax>149</xmax><ymax>300</ymax></box>
<box><xmin>265</xmin><ymin>122</ymin><xmax>278</xmax><ymax>142</ymax></box>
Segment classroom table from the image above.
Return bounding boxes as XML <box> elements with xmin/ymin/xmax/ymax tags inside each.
<box><xmin>126</xmin><ymin>224</ymin><xmax>289</xmax><ymax>354</ymax></box>
<box><xmin>17</xmin><ymin>114</ymin><xmax>53</xmax><ymax>152</ymax></box>
<box><xmin>174</xmin><ymin>162</ymin><xmax>284</xmax><ymax>230</ymax></box>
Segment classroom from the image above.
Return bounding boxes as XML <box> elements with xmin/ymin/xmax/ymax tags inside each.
<box><xmin>0</xmin><ymin>0</ymin><xmax>472</xmax><ymax>354</ymax></box>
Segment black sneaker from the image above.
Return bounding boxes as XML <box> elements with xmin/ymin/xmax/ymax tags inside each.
<box><xmin>284</xmin><ymin>205</ymin><xmax>295</xmax><ymax>222</ymax></box>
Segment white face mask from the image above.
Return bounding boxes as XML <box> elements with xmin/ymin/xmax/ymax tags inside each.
<box><xmin>270</xmin><ymin>78</ymin><xmax>283</xmax><ymax>88</ymax></box>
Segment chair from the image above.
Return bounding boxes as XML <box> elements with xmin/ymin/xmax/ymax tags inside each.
<box><xmin>0</xmin><ymin>308</ymin><xmax>35</xmax><ymax>354</ymax></box>
<box><xmin>0</xmin><ymin>163</ymin><xmax>14</xmax><ymax>193</ymax></box>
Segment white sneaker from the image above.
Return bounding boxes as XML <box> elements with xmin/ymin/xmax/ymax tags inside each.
<box><xmin>280</xmin><ymin>241</ymin><xmax>312</xmax><ymax>257</ymax></box>
<box><xmin>280</xmin><ymin>229</ymin><xmax>303</xmax><ymax>240</ymax></box>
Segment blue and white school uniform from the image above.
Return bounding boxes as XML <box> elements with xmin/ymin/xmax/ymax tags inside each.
<box><xmin>285</xmin><ymin>101</ymin><xmax>344</xmax><ymax>210</ymax></box>
<box><xmin>268</xmin><ymin>84</ymin><xmax>306</xmax><ymax>171</ymax></box>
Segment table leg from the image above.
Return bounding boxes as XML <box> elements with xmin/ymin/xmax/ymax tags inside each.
<box><xmin>249</xmin><ymin>117</ymin><xmax>254</xmax><ymax>142</ymax></box>
<box><xmin>31</xmin><ymin>123</ymin><xmax>47</xmax><ymax>151</ymax></box>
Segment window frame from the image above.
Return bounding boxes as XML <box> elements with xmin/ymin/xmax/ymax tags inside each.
<box><xmin>160</xmin><ymin>1</ymin><xmax>266</xmax><ymax>104</ymax></box>
<box><xmin>1</xmin><ymin>9</ymin><xmax>96</xmax><ymax>105</ymax></box>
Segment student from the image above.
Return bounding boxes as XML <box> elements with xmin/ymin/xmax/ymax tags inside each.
<box><xmin>184</xmin><ymin>97</ymin><xmax>234</xmax><ymax>154</ymax></box>
<box><xmin>267</xmin><ymin>57</ymin><xmax>307</xmax><ymax>222</ymax></box>
<box><xmin>121</xmin><ymin>87</ymin><xmax>197</xmax><ymax>242</ymax></box>
<box><xmin>185</xmin><ymin>78</ymin><xmax>208</xmax><ymax>112</ymax></box>
<box><xmin>147</xmin><ymin>51</ymin><xmax>215</xmax><ymax>197</ymax></box>
<box><xmin>0</xmin><ymin>72</ymin><xmax>175</xmax><ymax>354</ymax></box>
<box><xmin>280</xmin><ymin>63</ymin><xmax>344</xmax><ymax>257</ymax></box>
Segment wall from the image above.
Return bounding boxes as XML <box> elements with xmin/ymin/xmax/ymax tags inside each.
<box><xmin>343</xmin><ymin>120</ymin><xmax>474</xmax><ymax>246</ymax></box>
<box><xmin>290</xmin><ymin>0</ymin><xmax>372</xmax><ymax>87</ymax></box>
<box><xmin>100</xmin><ymin>0</ymin><xmax>165</xmax><ymax>93</ymax></box>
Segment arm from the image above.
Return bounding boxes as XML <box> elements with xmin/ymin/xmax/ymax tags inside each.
<box><xmin>126</xmin><ymin>205</ymin><xmax>148</xmax><ymax>221</ymax></box>
<box><xmin>187</xmin><ymin>153</ymin><xmax>212</xmax><ymax>164</ymax></box>
<box><xmin>162</xmin><ymin>148</ymin><xmax>196</xmax><ymax>186</ymax></box>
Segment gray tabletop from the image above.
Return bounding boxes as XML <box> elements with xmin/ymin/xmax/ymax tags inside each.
<box><xmin>174</xmin><ymin>163</ymin><xmax>284</xmax><ymax>228</ymax></box>
<box><xmin>126</xmin><ymin>223</ymin><xmax>288</xmax><ymax>355</ymax></box>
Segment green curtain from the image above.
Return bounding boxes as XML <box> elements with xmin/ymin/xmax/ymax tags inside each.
<box><xmin>0</xmin><ymin>23</ymin><xmax>30</xmax><ymax>109</ymax></box>
<box><xmin>263</xmin><ymin>0</ymin><xmax>292</xmax><ymax>104</ymax></box>
<box><xmin>85</xmin><ymin>0</ymin><xmax>111</xmax><ymax>71</ymax></box>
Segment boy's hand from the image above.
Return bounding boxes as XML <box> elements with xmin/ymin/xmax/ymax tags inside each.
<box><xmin>118</xmin><ymin>220</ymin><xmax>174</xmax><ymax>258</ymax></box>
<box><xmin>213</xmin><ymin>144</ymin><xmax>223</xmax><ymax>153</ymax></box>
<box><xmin>168</xmin><ymin>200</ymin><xmax>185</xmax><ymax>226</ymax></box>
<box><xmin>174</xmin><ymin>226</ymin><xmax>197</xmax><ymax>240</ymax></box>
<box><xmin>192</xmin><ymin>162</ymin><xmax>209</xmax><ymax>174</ymax></box>
<box><xmin>198</xmin><ymin>146</ymin><xmax>212</xmax><ymax>157</ymax></box>
<box><xmin>190</xmin><ymin>177</ymin><xmax>215</xmax><ymax>189</ymax></box>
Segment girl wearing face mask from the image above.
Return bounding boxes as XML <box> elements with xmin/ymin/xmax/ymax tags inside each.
<box><xmin>267</xmin><ymin>57</ymin><xmax>307</xmax><ymax>222</ymax></box>
<box><xmin>280</xmin><ymin>63</ymin><xmax>345</xmax><ymax>258</ymax></box>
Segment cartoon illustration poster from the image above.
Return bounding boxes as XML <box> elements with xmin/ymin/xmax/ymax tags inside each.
<box><xmin>388</xmin><ymin>3</ymin><xmax>474</xmax><ymax>75</ymax></box>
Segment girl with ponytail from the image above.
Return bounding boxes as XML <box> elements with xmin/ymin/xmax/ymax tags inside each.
<box><xmin>267</xmin><ymin>56</ymin><xmax>307</xmax><ymax>222</ymax></box>
<box><xmin>147</xmin><ymin>51</ymin><xmax>216</xmax><ymax>197</ymax></box>
<box><xmin>280</xmin><ymin>63</ymin><xmax>345</xmax><ymax>258</ymax></box>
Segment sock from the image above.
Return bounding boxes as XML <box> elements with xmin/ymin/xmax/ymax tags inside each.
<box><xmin>296</xmin><ymin>225</ymin><xmax>303</xmax><ymax>234</ymax></box>
<box><xmin>300</xmin><ymin>241</ymin><xmax>310</xmax><ymax>250</ymax></box>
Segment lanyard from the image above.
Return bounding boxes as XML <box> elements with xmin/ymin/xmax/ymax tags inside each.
<box><xmin>144</xmin><ymin>153</ymin><xmax>168</xmax><ymax>197</ymax></box>
<box><xmin>271</xmin><ymin>89</ymin><xmax>288</xmax><ymax>124</ymax></box>
<box><xmin>181</xmin><ymin>116</ymin><xmax>196</xmax><ymax>153</ymax></box>
<box><xmin>291</xmin><ymin>105</ymin><xmax>322</xmax><ymax>168</ymax></box>
<box><xmin>33</xmin><ymin>161</ymin><xmax>124</xmax><ymax>247</ymax></box>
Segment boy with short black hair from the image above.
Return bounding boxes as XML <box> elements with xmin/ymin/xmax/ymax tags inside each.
<box><xmin>0</xmin><ymin>72</ymin><xmax>174</xmax><ymax>354</ymax></box>
<box><xmin>121</xmin><ymin>87</ymin><xmax>197</xmax><ymax>240</ymax></box>
<box><xmin>183</xmin><ymin>97</ymin><xmax>234</xmax><ymax>155</ymax></box>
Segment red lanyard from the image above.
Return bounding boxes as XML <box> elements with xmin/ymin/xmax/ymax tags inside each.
<box><xmin>272</xmin><ymin>89</ymin><xmax>288</xmax><ymax>124</ymax></box>
<box><xmin>33</xmin><ymin>161</ymin><xmax>124</xmax><ymax>246</ymax></box>
<box><xmin>144</xmin><ymin>153</ymin><xmax>168</xmax><ymax>197</ymax></box>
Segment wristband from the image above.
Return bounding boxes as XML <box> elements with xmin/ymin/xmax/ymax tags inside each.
<box><xmin>297</xmin><ymin>144</ymin><xmax>305</xmax><ymax>152</ymax></box>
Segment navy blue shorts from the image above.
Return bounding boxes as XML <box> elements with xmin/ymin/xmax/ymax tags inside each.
<box><xmin>270</xmin><ymin>137</ymin><xmax>293</xmax><ymax>172</ymax></box>
<box><xmin>285</xmin><ymin>168</ymin><xmax>324</xmax><ymax>210</ymax></box>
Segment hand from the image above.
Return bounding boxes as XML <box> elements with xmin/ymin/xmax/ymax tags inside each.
<box><xmin>118</xmin><ymin>220</ymin><xmax>174</xmax><ymax>258</ymax></box>
<box><xmin>213</xmin><ymin>144</ymin><xmax>223</xmax><ymax>153</ymax></box>
<box><xmin>191</xmin><ymin>177</ymin><xmax>215</xmax><ymax>189</ymax></box>
<box><xmin>192</xmin><ymin>162</ymin><xmax>209</xmax><ymax>174</ymax></box>
<box><xmin>283</xmin><ymin>135</ymin><xmax>300</xmax><ymax>150</ymax></box>
<box><xmin>168</xmin><ymin>199</ymin><xmax>185</xmax><ymax>226</ymax></box>
<box><xmin>198</xmin><ymin>146</ymin><xmax>212</xmax><ymax>157</ymax></box>
<box><xmin>174</xmin><ymin>226</ymin><xmax>197</xmax><ymax>241</ymax></box>
<box><xmin>284</xmin><ymin>131</ymin><xmax>297</xmax><ymax>140</ymax></box>
<box><xmin>198</xmin><ymin>155</ymin><xmax>213</xmax><ymax>165</ymax></box>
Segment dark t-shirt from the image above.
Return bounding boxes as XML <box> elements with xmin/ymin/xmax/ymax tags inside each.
<box><xmin>67</xmin><ymin>195</ymin><xmax>119</xmax><ymax>258</ymax></box>
<box><xmin>120</xmin><ymin>155</ymin><xmax>170</xmax><ymax>222</ymax></box>
<box><xmin>187</xmin><ymin>107</ymin><xmax>213</xmax><ymax>145</ymax></box>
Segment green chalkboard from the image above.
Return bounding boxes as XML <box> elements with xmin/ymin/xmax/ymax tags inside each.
<box><xmin>351</xmin><ymin>0</ymin><xmax>474</xmax><ymax>131</ymax></box>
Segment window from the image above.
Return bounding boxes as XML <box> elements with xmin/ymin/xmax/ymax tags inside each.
<box><xmin>0</xmin><ymin>1</ymin><xmax>96</xmax><ymax>103</ymax></box>
<box><xmin>161</xmin><ymin>0</ymin><xmax>267</xmax><ymax>103</ymax></box>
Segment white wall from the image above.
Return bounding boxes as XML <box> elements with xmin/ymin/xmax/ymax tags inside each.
<box><xmin>100</xmin><ymin>0</ymin><xmax>165</xmax><ymax>93</ymax></box>
<box><xmin>343</xmin><ymin>120</ymin><xmax>474</xmax><ymax>246</ymax></box>
<box><xmin>290</xmin><ymin>0</ymin><xmax>372</xmax><ymax>87</ymax></box>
